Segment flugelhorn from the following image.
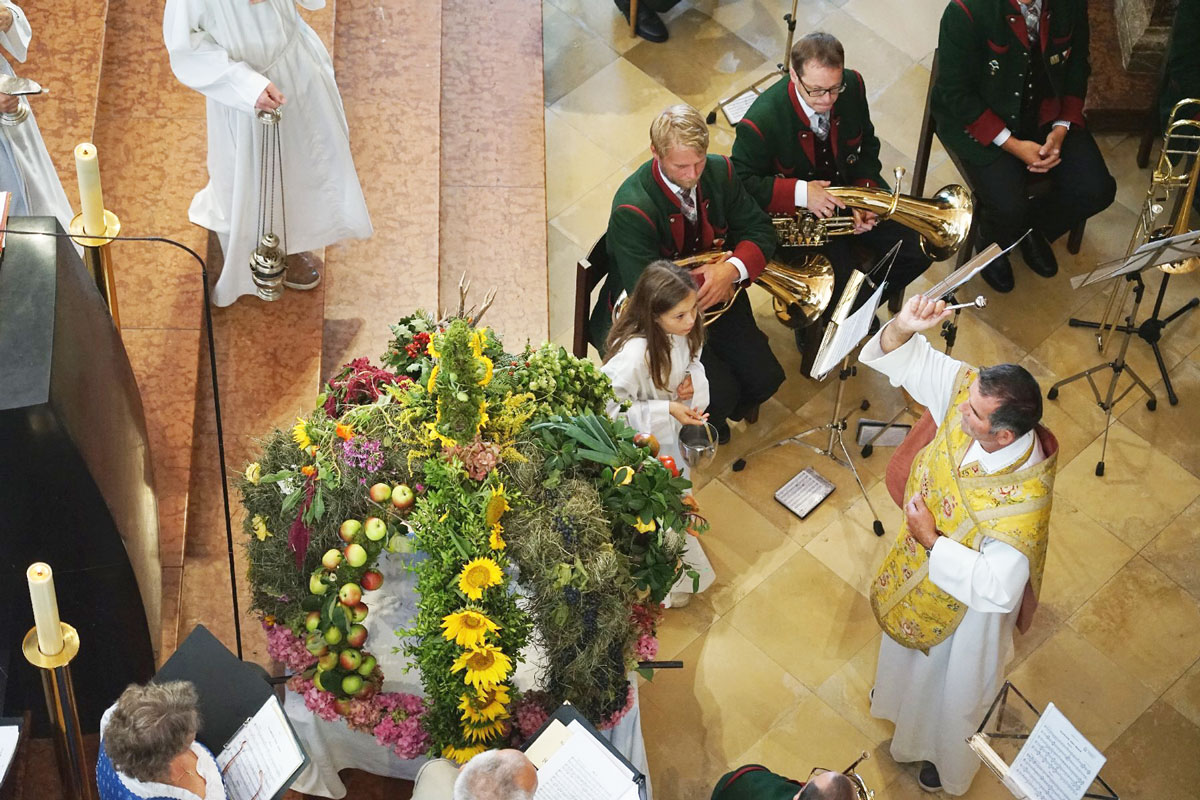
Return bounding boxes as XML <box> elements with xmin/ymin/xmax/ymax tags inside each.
<box><xmin>772</xmin><ymin>166</ymin><xmax>974</xmax><ymax>261</ymax></box>
<box><xmin>1094</xmin><ymin>97</ymin><xmax>1200</xmax><ymax>353</ymax></box>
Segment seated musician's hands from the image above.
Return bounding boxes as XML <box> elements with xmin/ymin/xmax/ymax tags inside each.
<box><xmin>904</xmin><ymin>494</ymin><xmax>940</xmax><ymax>550</ymax></box>
<box><xmin>693</xmin><ymin>254</ymin><xmax>738</xmax><ymax>310</ymax></box>
<box><xmin>670</xmin><ymin>402</ymin><xmax>708</xmax><ymax>426</ymax></box>
<box><xmin>806</xmin><ymin>180</ymin><xmax>846</xmax><ymax>219</ymax></box>
<box><xmin>852</xmin><ymin>208</ymin><xmax>878</xmax><ymax>234</ymax></box>
<box><xmin>0</xmin><ymin>93</ymin><xmax>18</xmax><ymax>114</ymax></box>
<box><xmin>675</xmin><ymin>375</ymin><xmax>694</xmax><ymax>401</ymax></box>
<box><xmin>894</xmin><ymin>293</ymin><xmax>953</xmax><ymax>335</ymax></box>
<box><xmin>1031</xmin><ymin>126</ymin><xmax>1066</xmax><ymax>172</ymax></box>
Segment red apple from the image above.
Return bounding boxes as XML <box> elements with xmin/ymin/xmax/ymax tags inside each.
<box><xmin>339</xmin><ymin>647</ymin><xmax>363</xmax><ymax>671</ymax></box>
<box><xmin>339</xmin><ymin>519</ymin><xmax>362</xmax><ymax>543</ymax></box>
<box><xmin>338</xmin><ymin>582</ymin><xmax>363</xmax><ymax>606</ymax></box>
<box><xmin>368</xmin><ymin>483</ymin><xmax>392</xmax><ymax>503</ymax></box>
<box><xmin>363</xmin><ymin>517</ymin><xmax>388</xmax><ymax>542</ymax></box>
<box><xmin>350</xmin><ymin>602</ymin><xmax>369</xmax><ymax>623</ymax></box>
<box><xmin>321</xmin><ymin>548</ymin><xmax>343</xmax><ymax>570</ymax></box>
<box><xmin>356</xmin><ymin>654</ymin><xmax>377</xmax><ymax>676</ymax></box>
<box><xmin>304</xmin><ymin>611</ymin><xmax>322</xmax><ymax>632</ymax></box>
<box><xmin>340</xmin><ymin>673</ymin><xmax>364</xmax><ymax>695</ymax></box>
<box><xmin>390</xmin><ymin>484</ymin><xmax>415</xmax><ymax>511</ymax></box>
<box><xmin>323</xmin><ymin>626</ymin><xmax>343</xmax><ymax>645</ymax></box>
<box><xmin>657</xmin><ymin>454</ymin><xmax>680</xmax><ymax>478</ymax></box>
<box><xmin>343</xmin><ymin>543</ymin><xmax>368</xmax><ymax>568</ymax></box>
<box><xmin>345</xmin><ymin>624</ymin><xmax>368</xmax><ymax>649</ymax></box>
<box><xmin>633</xmin><ymin>432</ymin><xmax>660</xmax><ymax>457</ymax></box>
<box><xmin>317</xmin><ymin>651</ymin><xmax>338</xmax><ymax>671</ymax></box>
<box><xmin>360</xmin><ymin>570</ymin><xmax>383</xmax><ymax>591</ymax></box>
<box><xmin>333</xmin><ymin>697</ymin><xmax>354</xmax><ymax>716</ymax></box>
<box><xmin>355</xmin><ymin>681</ymin><xmax>376</xmax><ymax>699</ymax></box>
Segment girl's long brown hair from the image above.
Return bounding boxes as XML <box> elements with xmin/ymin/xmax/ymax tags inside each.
<box><xmin>604</xmin><ymin>260</ymin><xmax>705</xmax><ymax>391</ymax></box>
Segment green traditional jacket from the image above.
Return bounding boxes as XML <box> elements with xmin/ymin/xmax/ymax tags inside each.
<box><xmin>590</xmin><ymin>154</ymin><xmax>776</xmax><ymax>347</ymax></box>
<box><xmin>931</xmin><ymin>0</ymin><xmax>1091</xmax><ymax>165</ymax></box>
<box><xmin>1159</xmin><ymin>0</ymin><xmax>1200</xmax><ymax>132</ymax></box>
<box><xmin>711</xmin><ymin>765</ymin><xmax>804</xmax><ymax>800</ymax></box>
<box><xmin>731</xmin><ymin>70</ymin><xmax>886</xmax><ymax>214</ymax></box>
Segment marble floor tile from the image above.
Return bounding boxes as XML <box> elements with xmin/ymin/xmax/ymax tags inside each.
<box><xmin>639</xmin><ymin>617</ymin><xmax>810</xmax><ymax>764</ymax></box>
<box><xmin>653</xmin><ymin>590</ymin><xmax>720</xmax><ymax>662</ymax></box>
<box><xmin>1119</xmin><ymin>356</ymin><xmax>1200</xmax><ymax>478</ymax></box>
<box><xmin>1141</xmin><ymin>497</ymin><xmax>1200</xmax><ymax>602</ymax></box>
<box><xmin>545</xmin><ymin>107</ymin><xmax>626</xmax><ymax>218</ymax></box>
<box><xmin>334</xmin><ymin>0</ymin><xmax>438</xmax><ymax>106</ymax></box>
<box><xmin>804</xmin><ymin>505</ymin><xmax>893</xmax><ymax>600</ymax></box>
<box><xmin>691</xmin><ymin>396</ymin><xmax>798</xmax><ymax>476</ymax></box>
<box><xmin>703</xmin><ymin>0</ymin><xmax>834</xmax><ymax>62</ymax></box>
<box><xmin>843</xmin><ymin>0</ymin><xmax>941</xmax><ymax>63</ymax></box>
<box><xmin>726</xmin><ymin>549</ymin><xmax>879</xmax><ymax>689</ymax></box>
<box><xmin>810</xmin><ymin>9</ymin><xmax>914</xmax><ymax>101</ymax></box>
<box><xmin>550</xmin><ymin>158</ymin><xmax>636</xmax><ymax>251</ymax></box>
<box><xmin>1055</xmin><ymin>422</ymin><xmax>1200</xmax><ymax>549</ymax></box>
<box><xmin>546</xmin><ymin>0</ymin><xmax>643</xmax><ymax>55</ymax></box>
<box><xmin>543</xmin><ymin>1</ymin><xmax>620</xmax><ymax>106</ymax></box>
<box><xmin>1069</xmin><ymin>556</ymin><xmax>1200</xmax><ymax>695</ymax></box>
<box><xmin>624</xmin><ymin>9</ymin><xmax>769</xmax><ymax>112</ymax></box>
<box><xmin>638</xmin><ymin>693</ymin><xmax>736</xmax><ymax>800</ymax></box>
<box><xmin>1008</xmin><ymin>626</ymin><xmax>1157</xmax><ymax>749</ymax></box>
<box><xmin>690</xmin><ymin>478</ymin><xmax>802</xmax><ymax>616</ymax></box>
<box><xmin>548</xmin><ymin>222</ymin><xmax>583</xmax><ymax>340</ymax></box>
<box><xmin>550</xmin><ymin>58</ymin><xmax>685</xmax><ymax>165</ymax></box>
<box><xmin>865</xmin><ymin>63</ymin><xmax>932</xmax><ymax>166</ymax></box>
<box><xmin>815</xmin><ymin>633</ymin><xmax>895</xmax><ymax>746</ymax></box>
<box><xmin>1037</xmin><ymin>498</ymin><xmax>1135</xmax><ymax>620</ymax></box>
<box><xmin>1164</xmin><ymin>658</ymin><xmax>1200</xmax><ymax>730</ymax></box>
<box><xmin>1101</xmin><ymin>700</ymin><xmax>1200</xmax><ymax>799</ymax></box>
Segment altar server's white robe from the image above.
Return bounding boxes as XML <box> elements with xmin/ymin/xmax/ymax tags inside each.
<box><xmin>862</xmin><ymin>331</ymin><xmax>1042</xmax><ymax>796</ymax></box>
<box><xmin>164</xmin><ymin>0</ymin><xmax>371</xmax><ymax>307</ymax></box>
<box><xmin>0</xmin><ymin>2</ymin><xmax>74</xmax><ymax>234</ymax></box>
<box><xmin>602</xmin><ymin>334</ymin><xmax>715</xmax><ymax>600</ymax></box>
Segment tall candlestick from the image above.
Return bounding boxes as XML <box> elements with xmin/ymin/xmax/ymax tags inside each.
<box><xmin>27</xmin><ymin>562</ymin><xmax>64</xmax><ymax>656</ymax></box>
<box><xmin>74</xmin><ymin>143</ymin><xmax>105</xmax><ymax>236</ymax></box>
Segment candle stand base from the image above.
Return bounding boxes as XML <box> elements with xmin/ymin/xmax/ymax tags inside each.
<box><xmin>69</xmin><ymin>211</ymin><xmax>122</xmax><ymax>331</ymax></box>
<box><xmin>22</xmin><ymin>624</ymin><xmax>97</xmax><ymax>800</ymax></box>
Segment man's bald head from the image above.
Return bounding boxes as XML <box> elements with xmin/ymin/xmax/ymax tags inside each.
<box><xmin>453</xmin><ymin>749</ymin><xmax>537</xmax><ymax>800</ymax></box>
<box><xmin>795</xmin><ymin>771</ymin><xmax>858</xmax><ymax>800</ymax></box>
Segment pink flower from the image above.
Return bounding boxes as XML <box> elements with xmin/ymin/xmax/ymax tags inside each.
<box><xmin>303</xmin><ymin>684</ymin><xmax>340</xmax><ymax>722</ymax></box>
<box><xmin>263</xmin><ymin>623</ymin><xmax>317</xmax><ymax>673</ymax></box>
<box><xmin>634</xmin><ymin>634</ymin><xmax>658</xmax><ymax>661</ymax></box>
<box><xmin>599</xmin><ymin>685</ymin><xmax>636</xmax><ymax>730</ymax></box>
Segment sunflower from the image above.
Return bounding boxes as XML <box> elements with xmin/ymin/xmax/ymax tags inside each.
<box><xmin>633</xmin><ymin>516</ymin><xmax>657</xmax><ymax>533</ymax></box>
<box><xmin>426</xmin><ymin>336</ymin><xmax>441</xmax><ymax>359</ymax></box>
<box><xmin>462</xmin><ymin>718</ymin><xmax>507</xmax><ymax>743</ymax></box>
<box><xmin>451</xmin><ymin>643</ymin><xmax>513</xmax><ymax>690</ymax></box>
<box><xmin>427</xmin><ymin>364</ymin><xmax>440</xmax><ymax>394</ymax></box>
<box><xmin>457</xmin><ymin>557</ymin><xmax>503</xmax><ymax>600</ymax></box>
<box><xmin>488</xmin><ymin>523</ymin><xmax>506</xmax><ymax>551</ymax></box>
<box><xmin>485</xmin><ymin>484</ymin><xmax>510</xmax><ymax>526</ymax></box>
<box><xmin>244</xmin><ymin>462</ymin><xmax>262</xmax><ymax>484</ymax></box>
<box><xmin>477</xmin><ymin>355</ymin><xmax>494</xmax><ymax>387</ymax></box>
<box><xmin>441</xmin><ymin>608</ymin><xmax>500</xmax><ymax>648</ymax></box>
<box><xmin>458</xmin><ymin>685</ymin><xmax>511</xmax><ymax>723</ymax></box>
<box><xmin>291</xmin><ymin>419</ymin><xmax>313</xmax><ymax>451</ymax></box>
<box><xmin>335</xmin><ymin>423</ymin><xmax>354</xmax><ymax>441</ymax></box>
<box><xmin>251</xmin><ymin>515</ymin><xmax>272</xmax><ymax>541</ymax></box>
<box><xmin>442</xmin><ymin>743</ymin><xmax>486</xmax><ymax>764</ymax></box>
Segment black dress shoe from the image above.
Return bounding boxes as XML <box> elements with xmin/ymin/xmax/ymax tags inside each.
<box><xmin>1019</xmin><ymin>230</ymin><xmax>1058</xmax><ymax>277</ymax></box>
<box><xmin>713</xmin><ymin>422</ymin><xmax>731</xmax><ymax>445</ymax></box>
<box><xmin>743</xmin><ymin>405</ymin><xmax>760</xmax><ymax>424</ymax></box>
<box><xmin>613</xmin><ymin>0</ymin><xmax>669</xmax><ymax>42</ymax></box>
<box><xmin>980</xmin><ymin>253</ymin><xmax>1015</xmax><ymax>293</ymax></box>
<box><xmin>918</xmin><ymin>762</ymin><xmax>942</xmax><ymax>793</ymax></box>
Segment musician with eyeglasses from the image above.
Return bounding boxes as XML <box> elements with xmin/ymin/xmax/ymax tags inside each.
<box><xmin>589</xmin><ymin>103</ymin><xmax>782</xmax><ymax>445</ymax></box>
<box><xmin>731</xmin><ymin>32</ymin><xmax>933</xmax><ymax>364</ymax></box>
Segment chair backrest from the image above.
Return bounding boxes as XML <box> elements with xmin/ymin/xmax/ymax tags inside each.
<box><xmin>912</xmin><ymin>48</ymin><xmax>941</xmax><ymax>199</ymax></box>
<box><xmin>573</xmin><ymin>233</ymin><xmax>609</xmax><ymax>359</ymax></box>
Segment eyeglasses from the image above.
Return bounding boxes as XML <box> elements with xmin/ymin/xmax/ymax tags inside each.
<box><xmin>797</xmin><ymin>77</ymin><xmax>846</xmax><ymax>98</ymax></box>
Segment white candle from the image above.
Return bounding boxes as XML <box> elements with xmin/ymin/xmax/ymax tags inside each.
<box><xmin>27</xmin><ymin>562</ymin><xmax>64</xmax><ymax>656</ymax></box>
<box><xmin>74</xmin><ymin>143</ymin><xmax>105</xmax><ymax>236</ymax></box>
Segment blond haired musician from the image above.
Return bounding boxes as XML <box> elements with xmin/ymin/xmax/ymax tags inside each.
<box><xmin>862</xmin><ymin>294</ymin><xmax>1058</xmax><ymax>795</ymax></box>
<box><xmin>590</xmin><ymin>104</ymin><xmax>782</xmax><ymax>444</ymax></box>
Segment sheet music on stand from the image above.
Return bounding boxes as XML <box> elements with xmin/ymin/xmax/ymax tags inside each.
<box><xmin>1070</xmin><ymin>229</ymin><xmax>1200</xmax><ymax>289</ymax></box>
<box><xmin>217</xmin><ymin>696</ymin><xmax>306</xmax><ymax>800</ymax></box>
<box><xmin>809</xmin><ymin>240</ymin><xmax>902</xmax><ymax>380</ymax></box>
<box><xmin>967</xmin><ymin>681</ymin><xmax>1117</xmax><ymax>800</ymax></box>
<box><xmin>925</xmin><ymin>233</ymin><xmax>1027</xmax><ymax>299</ymax></box>
<box><xmin>522</xmin><ymin>703</ymin><xmax>644</xmax><ymax>800</ymax></box>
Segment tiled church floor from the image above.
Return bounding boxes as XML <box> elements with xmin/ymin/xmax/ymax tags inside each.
<box><xmin>545</xmin><ymin>1</ymin><xmax>1200</xmax><ymax>798</ymax></box>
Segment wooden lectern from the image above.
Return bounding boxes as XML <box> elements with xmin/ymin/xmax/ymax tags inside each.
<box><xmin>0</xmin><ymin>217</ymin><xmax>160</xmax><ymax>733</ymax></box>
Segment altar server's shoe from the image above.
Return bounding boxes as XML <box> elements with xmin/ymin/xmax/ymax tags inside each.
<box><xmin>284</xmin><ymin>251</ymin><xmax>323</xmax><ymax>290</ymax></box>
<box><xmin>1019</xmin><ymin>230</ymin><xmax>1059</xmax><ymax>277</ymax></box>
<box><xmin>918</xmin><ymin>762</ymin><xmax>942</xmax><ymax>793</ymax></box>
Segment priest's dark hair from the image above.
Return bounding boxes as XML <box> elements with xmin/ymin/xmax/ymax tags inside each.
<box><xmin>604</xmin><ymin>260</ymin><xmax>705</xmax><ymax>392</ymax></box>
<box><xmin>791</xmin><ymin>32</ymin><xmax>844</xmax><ymax>75</ymax></box>
<box><xmin>978</xmin><ymin>363</ymin><xmax>1043</xmax><ymax>437</ymax></box>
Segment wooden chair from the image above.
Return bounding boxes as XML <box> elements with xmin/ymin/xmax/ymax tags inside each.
<box><xmin>912</xmin><ymin>49</ymin><xmax>1085</xmax><ymax>268</ymax></box>
<box><xmin>629</xmin><ymin>0</ymin><xmax>639</xmax><ymax>36</ymax></box>
<box><xmin>573</xmin><ymin>233</ymin><xmax>609</xmax><ymax>359</ymax></box>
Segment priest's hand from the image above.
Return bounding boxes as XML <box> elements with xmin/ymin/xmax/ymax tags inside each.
<box><xmin>904</xmin><ymin>494</ymin><xmax>940</xmax><ymax>550</ymax></box>
<box><xmin>879</xmin><ymin>293</ymin><xmax>953</xmax><ymax>353</ymax></box>
<box><xmin>693</xmin><ymin>253</ymin><xmax>738</xmax><ymax>310</ymax></box>
<box><xmin>255</xmin><ymin>82</ymin><xmax>286</xmax><ymax>111</ymax></box>
<box><xmin>0</xmin><ymin>94</ymin><xmax>18</xmax><ymax>115</ymax></box>
<box><xmin>0</xmin><ymin>8</ymin><xmax>13</xmax><ymax>32</ymax></box>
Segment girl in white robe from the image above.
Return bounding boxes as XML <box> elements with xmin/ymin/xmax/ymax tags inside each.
<box><xmin>601</xmin><ymin>260</ymin><xmax>716</xmax><ymax>607</ymax></box>
<box><xmin>0</xmin><ymin>1</ymin><xmax>75</xmax><ymax>235</ymax></box>
<box><xmin>163</xmin><ymin>0</ymin><xmax>372</xmax><ymax>306</ymax></box>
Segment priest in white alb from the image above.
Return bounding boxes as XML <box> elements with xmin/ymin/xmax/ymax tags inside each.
<box><xmin>0</xmin><ymin>1</ymin><xmax>75</xmax><ymax>234</ymax></box>
<box><xmin>163</xmin><ymin>0</ymin><xmax>372</xmax><ymax>306</ymax></box>
<box><xmin>862</xmin><ymin>294</ymin><xmax>1057</xmax><ymax>795</ymax></box>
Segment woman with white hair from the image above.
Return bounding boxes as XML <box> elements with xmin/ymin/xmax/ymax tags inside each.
<box><xmin>96</xmin><ymin>681</ymin><xmax>227</xmax><ymax>800</ymax></box>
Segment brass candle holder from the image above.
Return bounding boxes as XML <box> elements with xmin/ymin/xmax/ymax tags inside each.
<box><xmin>22</xmin><ymin>622</ymin><xmax>96</xmax><ymax>800</ymax></box>
<box><xmin>69</xmin><ymin>210</ymin><xmax>122</xmax><ymax>331</ymax></box>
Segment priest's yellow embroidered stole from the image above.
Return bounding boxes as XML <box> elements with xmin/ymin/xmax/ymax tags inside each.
<box><xmin>870</xmin><ymin>366</ymin><xmax>1056</xmax><ymax>654</ymax></box>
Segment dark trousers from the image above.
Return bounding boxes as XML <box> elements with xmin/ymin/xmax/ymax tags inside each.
<box><xmin>639</xmin><ymin>0</ymin><xmax>682</xmax><ymax>10</ymax></box>
<box><xmin>956</xmin><ymin>125</ymin><xmax>1116</xmax><ymax>248</ymax></box>
<box><xmin>700</xmin><ymin>290</ymin><xmax>785</xmax><ymax>431</ymax></box>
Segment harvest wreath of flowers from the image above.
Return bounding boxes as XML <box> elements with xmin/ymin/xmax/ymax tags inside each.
<box><xmin>241</xmin><ymin>303</ymin><xmax>707</xmax><ymax>762</ymax></box>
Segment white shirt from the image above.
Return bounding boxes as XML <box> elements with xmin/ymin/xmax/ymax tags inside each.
<box><xmin>657</xmin><ymin>164</ymin><xmax>749</xmax><ymax>284</ymax></box>
<box><xmin>790</xmin><ymin>84</ymin><xmax>832</xmax><ymax>210</ymax></box>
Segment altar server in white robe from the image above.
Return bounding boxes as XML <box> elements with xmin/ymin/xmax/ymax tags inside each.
<box><xmin>862</xmin><ymin>294</ymin><xmax>1056</xmax><ymax>795</ymax></box>
<box><xmin>0</xmin><ymin>2</ymin><xmax>75</xmax><ymax>234</ymax></box>
<box><xmin>601</xmin><ymin>260</ymin><xmax>716</xmax><ymax>608</ymax></box>
<box><xmin>163</xmin><ymin>0</ymin><xmax>372</xmax><ymax>306</ymax></box>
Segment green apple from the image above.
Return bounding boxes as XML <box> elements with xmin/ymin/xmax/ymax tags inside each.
<box><xmin>343</xmin><ymin>543</ymin><xmax>368</xmax><ymax>568</ymax></box>
<box><xmin>317</xmin><ymin>651</ymin><xmax>338</xmax><ymax>671</ymax></box>
<box><xmin>363</xmin><ymin>517</ymin><xmax>388</xmax><ymax>542</ymax></box>
<box><xmin>309</xmin><ymin>571</ymin><xmax>330</xmax><ymax>595</ymax></box>
<box><xmin>339</xmin><ymin>519</ymin><xmax>362</xmax><ymax>543</ymax></box>
<box><xmin>356</xmin><ymin>655</ymin><xmax>377</xmax><ymax>676</ymax></box>
<box><xmin>391</xmin><ymin>484</ymin><xmax>415</xmax><ymax>511</ymax></box>
<box><xmin>368</xmin><ymin>483</ymin><xmax>392</xmax><ymax>503</ymax></box>
<box><xmin>386</xmin><ymin>533</ymin><xmax>416</xmax><ymax>554</ymax></box>
<box><xmin>321</xmin><ymin>548</ymin><xmax>343</xmax><ymax>570</ymax></box>
<box><xmin>341</xmin><ymin>674</ymin><xmax>364</xmax><ymax>695</ymax></box>
<box><xmin>305</xmin><ymin>633</ymin><xmax>328</xmax><ymax>656</ymax></box>
<box><xmin>338</xmin><ymin>582</ymin><xmax>363</xmax><ymax>606</ymax></box>
<box><xmin>304</xmin><ymin>611</ymin><xmax>322</xmax><ymax>632</ymax></box>
<box><xmin>323</xmin><ymin>625</ymin><xmax>343</xmax><ymax>645</ymax></box>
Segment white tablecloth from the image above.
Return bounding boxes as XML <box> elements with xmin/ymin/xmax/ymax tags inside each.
<box><xmin>286</xmin><ymin>552</ymin><xmax>652</xmax><ymax>799</ymax></box>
